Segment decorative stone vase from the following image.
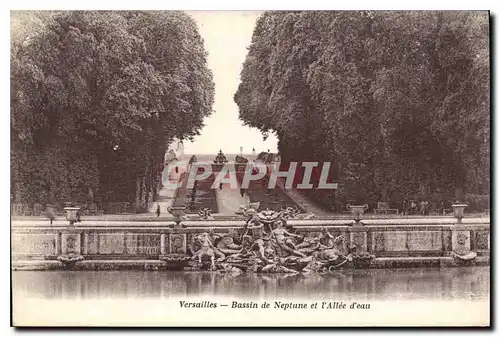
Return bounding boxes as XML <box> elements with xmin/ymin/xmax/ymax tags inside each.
<box><xmin>451</xmin><ymin>204</ymin><xmax>468</xmax><ymax>224</ymax></box>
<box><xmin>168</xmin><ymin>206</ymin><xmax>187</xmax><ymax>227</ymax></box>
<box><xmin>346</xmin><ymin>204</ymin><xmax>369</xmax><ymax>225</ymax></box>
<box><xmin>63</xmin><ymin>207</ymin><xmax>80</xmax><ymax>226</ymax></box>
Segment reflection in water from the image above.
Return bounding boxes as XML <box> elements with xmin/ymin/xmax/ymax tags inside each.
<box><xmin>13</xmin><ymin>267</ymin><xmax>489</xmax><ymax>301</ymax></box>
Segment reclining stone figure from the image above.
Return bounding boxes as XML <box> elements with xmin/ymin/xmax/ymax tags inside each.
<box><xmin>271</xmin><ymin>220</ymin><xmax>306</xmax><ymax>258</ymax></box>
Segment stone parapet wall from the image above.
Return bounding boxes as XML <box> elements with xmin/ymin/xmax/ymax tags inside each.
<box><xmin>12</xmin><ymin>218</ymin><xmax>489</xmax><ymax>269</ymax></box>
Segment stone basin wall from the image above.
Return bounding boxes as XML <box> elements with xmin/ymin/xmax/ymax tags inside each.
<box><xmin>11</xmin><ymin>218</ymin><xmax>490</xmax><ymax>270</ymax></box>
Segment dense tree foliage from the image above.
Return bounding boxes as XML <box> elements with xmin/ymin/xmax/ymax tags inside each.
<box><xmin>11</xmin><ymin>11</ymin><xmax>214</xmax><ymax>210</ymax></box>
<box><xmin>235</xmin><ymin>11</ymin><xmax>489</xmax><ymax>210</ymax></box>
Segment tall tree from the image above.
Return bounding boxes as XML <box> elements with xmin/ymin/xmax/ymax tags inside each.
<box><xmin>11</xmin><ymin>11</ymin><xmax>214</xmax><ymax>210</ymax></box>
<box><xmin>235</xmin><ymin>11</ymin><xmax>489</xmax><ymax>210</ymax></box>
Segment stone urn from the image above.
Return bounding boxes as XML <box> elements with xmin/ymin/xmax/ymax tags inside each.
<box><xmin>63</xmin><ymin>207</ymin><xmax>80</xmax><ymax>226</ymax></box>
<box><xmin>451</xmin><ymin>204</ymin><xmax>468</xmax><ymax>224</ymax></box>
<box><xmin>346</xmin><ymin>204</ymin><xmax>369</xmax><ymax>225</ymax></box>
<box><xmin>168</xmin><ymin>206</ymin><xmax>187</xmax><ymax>227</ymax></box>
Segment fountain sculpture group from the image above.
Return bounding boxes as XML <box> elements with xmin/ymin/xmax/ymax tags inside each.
<box><xmin>184</xmin><ymin>208</ymin><xmax>375</xmax><ymax>274</ymax></box>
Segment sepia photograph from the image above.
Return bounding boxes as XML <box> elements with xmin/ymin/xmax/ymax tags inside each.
<box><xmin>10</xmin><ymin>8</ymin><xmax>490</xmax><ymax>327</ymax></box>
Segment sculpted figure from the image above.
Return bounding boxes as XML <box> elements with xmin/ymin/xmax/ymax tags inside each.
<box><xmin>332</xmin><ymin>235</ymin><xmax>351</xmax><ymax>256</ymax></box>
<box><xmin>236</xmin><ymin>202</ymin><xmax>259</xmax><ymax>217</ymax></box>
<box><xmin>246</xmin><ymin>220</ymin><xmax>269</xmax><ymax>263</ymax></box>
<box><xmin>198</xmin><ymin>208</ymin><xmax>214</xmax><ymax>220</ymax></box>
<box><xmin>217</xmin><ymin>231</ymin><xmax>242</xmax><ymax>255</ymax></box>
<box><xmin>191</xmin><ymin>233</ymin><xmax>216</xmax><ymax>269</ymax></box>
<box><xmin>296</xmin><ymin>236</ymin><xmax>321</xmax><ymax>253</ymax></box>
<box><xmin>318</xmin><ymin>227</ymin><xmax>335</xmax><ymax>248</ymax></box>
<box><xmin>279</xmin><ymin>206</ymin><xmax>300</xmax><ymax>220</ymax></box>
<box><xmin>272</xmin><ymin>220</ymin><xmax>307</xmax><ymax>258</ymax></box>
<box><xmin>313</xmin><ymin>235</ymin><xmax>350</xmax><ymax>262</ymax></box>
<box><xmin>206</xmin><ymin>228</ymin><xmax>226</xmax><ymax>260</ymax></box>
<box><xmin>191</xmin><ymin>232</ymin><xmax>226</xmax><ymax>270</ymax></box>
<box><xmin>240</xmin><ymin>234</ymin><xmax>255</xmax><ymax>253</ymax></box>
<box><xmin>188</xmin><ymin>235</ymin><xmax>200</xmax><ymax>256</ymax></box>
<box><xmin>263</xmin><ymin>239</ymin><xmax>278</xmax><ymax>258</ymax></box>
<box><xmin>241</xmin><ymin>210</ymin><xmax>262</xmax><ymax>239</ymax></box>
<box><xmin>235</xmin><ymin>207</ymin><xmax>245</xmax><ymax>215</ymax></box>
<box><xmin>452</xmin><ymin>233</ymin><xmax>477</xmax><ymax>261</ymax></box>
<box><xmin>247</xmin><ymin>201</ymin><xmax>260</xmax><ymax>211</ymax></box>
<box><xmin>223</xmin><ymin>235</ymin><xmax>252</xmax><ymax>263</ymax></box>
<box><xmin>258</xmin><ymin>209</ymin><xmax>281</xmax><ymax>230</ymax></box>
<box><xmin>207</xmin><ymin>228</ymin><xmax>222</xmax><ymax>242</ymax></box>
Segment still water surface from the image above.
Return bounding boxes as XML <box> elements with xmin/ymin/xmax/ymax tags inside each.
<box><xmin>13</xmin><ymin>267</ymin><xmax>489</xmax><ymax>301</ymax></box>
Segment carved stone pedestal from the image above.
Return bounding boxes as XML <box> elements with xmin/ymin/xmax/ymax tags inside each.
<box><xmin>347</xmin><ymin>223</ymin><xmax>375</xmax><ymax>268</ymax></box>
<box><xmin>169</xmin><ymin>233</ymin><xmax>187</xmax><ymax>254</ymax></box>
<box><xmin>451</xmin><ymin>226</ymin><xmax>471</xmax><ymax>253</ymax></box>
<box><xmin>450</xmin><ymin>225</ymin><xmax>476</xmax><ymax>264</ymax></box>
<box><xmin>348</xmin><ymin>224</ymin><xmax>368</xmax><ymax>252</ymax></box>
<box><xmin>59</xmin><ymin>230</ymin><xmax>84</xmax><ymax>268</ymax></box>
<box><xmin>61</xmin><ymin>232</ymin><xmax>81</xmax><ymax>255</ymax></box>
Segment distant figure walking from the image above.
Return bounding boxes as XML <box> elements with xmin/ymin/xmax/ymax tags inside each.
<box><xmin>402</xmin><ymin>199</ymin><xmax>408</xmax><ymax>215</ymax></box>
<box><xmin>156</xmin><ymin>204</ymin><xmax>161</xmax><ymax>217</ymax></box>
<box><xmin>45</xmin><ymin>207</ymin><xmax>56</xmax><ymax>225</ymax></box>
<box><xmin>410</xmin><ymin>200</ymin><xmax>417</xmax><ymax>215</ymax></box>
<box><xmin>219</xmin><ymin>182</ymin><xmax>223</xmax><ymax>190</ymax></box>
<box><xmin>76</xmin><ymin>210</ymin><xmax>82</xmax><ymax>223</ymax></box>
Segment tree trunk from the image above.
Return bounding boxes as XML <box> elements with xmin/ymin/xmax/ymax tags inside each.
<box><xmin>135</xmin><ymin>175</ymin><xmax>141</xmax><ymax>212</ymax></box>
<box><xmin>88</xmin><ymin>187</ymin><xmax>94</xmax><ymax>202</ymax></box>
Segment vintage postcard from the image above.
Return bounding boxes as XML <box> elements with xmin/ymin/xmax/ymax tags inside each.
<box><xmin>10</xmin><ymin>10</ymin><xmax>490</xmax><ymax>327</ymax></box>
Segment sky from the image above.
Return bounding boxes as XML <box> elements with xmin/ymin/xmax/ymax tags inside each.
<box><xmin>183</xmin><ymin>11</ymin><xmax>278</xmax><ymax>155</ymax></box>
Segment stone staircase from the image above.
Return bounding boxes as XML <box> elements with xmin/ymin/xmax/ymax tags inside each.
<box><xmin>275</xmin><ymin>177</ymin><xmax>334</xmax><ymax>216</ymax></box>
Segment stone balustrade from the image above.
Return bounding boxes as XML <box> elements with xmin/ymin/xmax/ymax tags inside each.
<box><xmin>11</xmin><ymin>217</ymin><xmax>490</xmax><ymax>270</ymax></box>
